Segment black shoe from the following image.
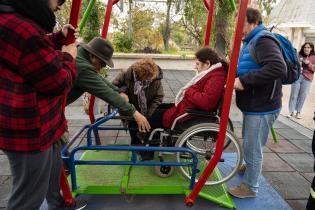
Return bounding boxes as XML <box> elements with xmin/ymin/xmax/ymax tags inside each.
<box><xmin>64</xmin><ymin>199</ymin><xmax>87</xmax><ymax>210</ymax></box>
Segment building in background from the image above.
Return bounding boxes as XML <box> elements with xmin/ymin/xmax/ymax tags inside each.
<box><xmin>269</xmin><ymin>0</ymin><xmax>315</xmax><ymax>48</ymax></box>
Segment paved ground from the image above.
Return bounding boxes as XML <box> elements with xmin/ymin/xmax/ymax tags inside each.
<box><xmin>281</xmin><ymin>81</ymin><xmax>315</xmax><ymax>129</ymax></box>
<box><xmin>0</xmin><ymin>70</ymin><xmax>314</xmax><ymax>210</ymax></box>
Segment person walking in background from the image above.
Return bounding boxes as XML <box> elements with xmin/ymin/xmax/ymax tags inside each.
<box><xmin>229</xmin><ymin>8</ymin><xmax>286</xmax><ymax>198</ymax></box>
<box><xmin>288</xmin><ymin>42</ymin><xmax>315</xmax><ymax>119</ymax></box>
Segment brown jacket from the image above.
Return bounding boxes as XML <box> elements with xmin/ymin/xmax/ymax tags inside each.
<box><xmin>112</xmin><ymin>67</ymin><xmax>164</xmax><ymax>117</ymax></box>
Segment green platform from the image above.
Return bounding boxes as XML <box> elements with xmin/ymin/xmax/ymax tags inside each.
<box><xmin>68</xmin><ymin>150</ymin><xmax>236</xmax><ymax>209</ymax></box>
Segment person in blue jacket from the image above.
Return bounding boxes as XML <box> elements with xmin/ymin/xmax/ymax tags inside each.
<box><xmin>229</xmin><ymin>8</ymin><xmax>286</xmax><ymax>198</ymax></box>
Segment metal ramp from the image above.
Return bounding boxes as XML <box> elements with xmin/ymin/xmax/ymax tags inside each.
<box><xmin>68</xmin><ymin>150</ymin><xmax>236</xmax><ymax>209</ymax></box>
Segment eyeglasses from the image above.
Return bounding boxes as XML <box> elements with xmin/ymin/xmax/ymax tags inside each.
<box><xmin>101</xmin><ymin>61</ymin><xmax>107</xmax><ymax>68</ymax></box>
<box><xmin>304</xmin><ymin>46</ymin><xmax>311</xmax><ymax>49</ymax></box>
<box><xmin>58</xmin><ymin>0</ymin><xmax>66</xmax><ymax>6</ymax></box>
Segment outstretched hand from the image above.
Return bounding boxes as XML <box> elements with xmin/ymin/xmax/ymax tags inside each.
<box><xmin>133</xmin><ymin>111</ymin><xmax>151</xmax><ymax>132</ymax></box>
<box><xmin>119</xmin><ymin>92</ymin><xmax>129</xmax><ymax>102</ymax></box>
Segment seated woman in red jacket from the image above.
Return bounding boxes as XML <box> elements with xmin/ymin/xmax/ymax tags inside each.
<box><xmin>150</xmin><ymin>47</ymin><xmax>228</xmax><ymax>130</ymax></box>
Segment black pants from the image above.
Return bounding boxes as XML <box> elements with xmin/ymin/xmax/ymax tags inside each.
<box><xmin>306</xmin><ymin>129</ymin><xmax>315</xmax><ymax>209</ymax></box>
<box><xmin>129</xmin><ymin>103</ymin><xmax>173</xmax><ymax>145</ymax></box>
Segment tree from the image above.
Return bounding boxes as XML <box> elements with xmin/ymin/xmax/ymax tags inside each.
<box><xmin>181</xmin><ymin>0</ymin><xmax>208</xmax><ymax>46</ymax></box>
<box><xmin>213</xmin><ymin>0</ymin><xmax>236</xmax><ymax>55</ymax></box>
<box><xmin>161</xmin><ymin>0</ymin><xmax>173</xmax><ymax>50</ymax></box>
<box><xmin>81</xmin><ymin>0</ymin><xmax>105</xmax><ymax>42</ymax></box>
<box><xmin>256</xmin><ymin>0</ymin><xmax>277</xmax><ymax>24</ymax></box>
<box><xmin>55</xmin><ymin>0</ymin><xmax>105</xmax><ymax>42</ymax></box>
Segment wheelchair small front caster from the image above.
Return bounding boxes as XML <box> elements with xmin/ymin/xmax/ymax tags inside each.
<box><xmin>154</xmin><ymin>165</ymin><xmax>174</xmax><ymax>178</ymax></box>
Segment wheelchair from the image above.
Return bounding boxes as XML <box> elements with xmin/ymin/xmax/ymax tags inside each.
<box><xmin>116</xmin><ymin>105</ymin><xmax>243</xmax><ymax>186</ymax></box>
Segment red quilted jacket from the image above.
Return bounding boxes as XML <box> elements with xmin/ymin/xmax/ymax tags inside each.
<box><xmin>162</xmin><ymin>66</ymin><xmax>227</xmax><ymax>128</ymax></box>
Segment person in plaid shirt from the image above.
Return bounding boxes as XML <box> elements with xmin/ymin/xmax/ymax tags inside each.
<box><xmin>0</xmin><ymin>0</ymin><xmax>80</xmax><ymax>209</ymax></box>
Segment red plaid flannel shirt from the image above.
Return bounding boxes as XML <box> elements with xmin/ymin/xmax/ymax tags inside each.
<box><xmin>0</xmin><ymin>13</ymin><xmax>77</xmax><ymax>152</ymax></box>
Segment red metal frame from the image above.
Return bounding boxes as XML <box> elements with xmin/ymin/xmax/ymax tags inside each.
<box><xmin>185</xmin><ymin>0</ymin><xmax>249</xmax><ymax>206</ymax></box>
<box><xmin>61</xmin><ymin>0</ymin><xmax>83</xmax><ymax>207</ymax></box>
<box><xmin>65</xmin><ymin>0</ymin><xmax>83</xmax><ymax>44</ymax></box>
<box><xmin>203</xmin><ymin>0</ymin><xmax>215</xmax><ymax>46</ymax></box>
<box><xmin>61</xmin><ymin>0</ymin><xmax>249</xmax><ymax>207</ymax></box>
<box><xmin>62</xmin><ymin>0</ymin><xmax>122</xmax><ymax>203</ymax></box>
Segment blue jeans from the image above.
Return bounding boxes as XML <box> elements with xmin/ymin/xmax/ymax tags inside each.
<box><xmin>242</xmin><ymin>111</ymin><xmax>279</xmax><ymax>192</ymax></box>
<box><xmin>289</xmin><ymin>74</ymin><xmax>312</xmax><ymax>113</ymax></box>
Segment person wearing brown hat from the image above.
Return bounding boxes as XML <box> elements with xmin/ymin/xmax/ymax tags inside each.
<box><xmin>66</xmin><ymin>37</ymin><xmax>151</xmax><ymax>132</ymax></box>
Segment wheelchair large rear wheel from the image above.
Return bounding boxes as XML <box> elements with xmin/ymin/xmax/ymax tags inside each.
<box><xmin>175</xmin><ymin>123</ymin><xmax>242</xmax><ymax>186</ymax></box>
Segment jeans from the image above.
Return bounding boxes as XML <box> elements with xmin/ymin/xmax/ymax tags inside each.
<box><xmin>289</xmin><ymin>74</ymin><xmax>312</xmax><ymax>113</ymax></box>
<box><xmin>242</xmin><ymin>111</ymin><xmax>279</xmax><ymax>192</ymax></box>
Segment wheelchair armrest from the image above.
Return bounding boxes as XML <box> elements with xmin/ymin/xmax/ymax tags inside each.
<box><xmin>186</xmin><ymin>109</ymin><xmax>218</xmax><ymax>118</ymax></box>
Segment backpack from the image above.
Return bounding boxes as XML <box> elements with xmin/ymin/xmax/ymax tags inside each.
<box><xmin>249</xmin><ymin>30</ymin><xmax>301</xmax><ymax>85</ymax></box>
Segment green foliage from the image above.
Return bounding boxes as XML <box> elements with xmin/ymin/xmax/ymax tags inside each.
<box><xmin>114</xmin><ymin>4</ymin><xmax>163</xmax><ymax>51</ymax></box>
<box><xmin>81</xmin><ymin>0</ymin><xmax>105</xmax><ymax>42</ymax></box>
<box><xmin>55</xmin><ymin>0</ymin><xmax>105</xmax><ymax>42</ymax></box>
<box><xmin>257</xmin><ymin>0</ymin><xmax>277</xmax><ymax>24</ymax></box>
<box><xmin>113</xmin><ymin>32</ymin><xmax>133</xmax><ymax>52</ymax></box>
<box><xmin>181</xmin><ymin>0</ymin><xmax>208</xmax><ymax>47</ymax></box>
<box><xmin>55</xmin><ymin>1</ymin><xmax>71</xmax><ymax>29</ymax></box>
<box><xmin>213</xmin><ymin>0</ymin><xmax>236</xmax><ymax>55</ymax></box>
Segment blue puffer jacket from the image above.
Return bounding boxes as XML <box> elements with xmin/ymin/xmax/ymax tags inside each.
<box><xmin>236</xmin><ymin>24</ymin><xmax>286</xmax><ymax>114</ymax></box>
<box><xmin>237</xmin><ymin>24</ymin><xmax>266</xmax><ymax>77</ymax></box>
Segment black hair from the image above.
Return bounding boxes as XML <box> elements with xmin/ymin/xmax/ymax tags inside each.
<box><xmin>195</xmin><ymin>47</ymin><xmax>229</xmax><ymax>72</ymax></box>
<box><xmin>246</xmin><ymin>8</ymin><xmax>262</xmax><ymax>25</ymax></box>
<box><xmin>299</xmin><ymin>42</ymin><xmax>315</xmax><ymax>57</ymax></box>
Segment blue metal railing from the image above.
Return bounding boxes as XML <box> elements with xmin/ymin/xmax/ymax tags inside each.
<box><xmin>61</xmin><ymin>110</ymin><xmax>200</xmax><ymax>192</ymax></box>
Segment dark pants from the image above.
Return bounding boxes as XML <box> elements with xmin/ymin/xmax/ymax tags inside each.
<box><xmin>4</xmin><ymin>144</ymin><xmax>64</xmax><ymax>210</ymax></box>
<box><xmin>129</xmin><ymin>103</ymin><xmax>174</xmax><ymax>144</ymax></box>
<box><xmin>306</xmin><ymin>129</ymin><xmax>315</xmax><ymax>209</ymax></box>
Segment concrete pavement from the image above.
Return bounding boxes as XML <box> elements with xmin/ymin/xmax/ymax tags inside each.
<box><xmin>0</xmin><ymin>69</ymin><xmax>314</xmax><ymax>210</ymax></box>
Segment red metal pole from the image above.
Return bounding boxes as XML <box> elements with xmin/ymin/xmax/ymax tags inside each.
<box><xmin>88</xmin><ymin>0</ymin><xmax>120</xmax><ymax>125</ymax></box>
<box><xmin>203</xmin><ymin>0</ymin><xmax>210</xmax><ymax>11</ymax></box>
<box><xmin>61</xmin><ymin>0</ymin><xmax>83</xmax><ymax>207</ymax></box>
<box><xmin>204</xmin><ymin>0</ymin><xmax>215</xmax><ymax>47</ymax></box>
<box><xmin>101</xmin><ymin>0</ymin><xmax>115</xmax><ymax>38</ymax></box>
<box><xmin>185</xmin><ymin>0</ymin><xmax>249</xmax><ymax>206</ymax></box>
<box><xmin>66</xmin><ymin>0</ymin><xmax>82</xmax><ymax>44</ymax></box>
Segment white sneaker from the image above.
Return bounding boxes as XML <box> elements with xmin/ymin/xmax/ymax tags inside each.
<box><xmin>295</xmin><ymin>112</ymin><xmax>302</xmax><ymax>119</ymax></box>
<box><xmin>287</xmin><ymin>112</ymin><xmax>294</xmax><ymax>118</ymax></box>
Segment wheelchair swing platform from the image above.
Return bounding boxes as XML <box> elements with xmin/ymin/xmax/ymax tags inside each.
<box><xmin>68</xmin><ymin>150</ymin><xmax>236</xmax><ymax>209</ymax></box>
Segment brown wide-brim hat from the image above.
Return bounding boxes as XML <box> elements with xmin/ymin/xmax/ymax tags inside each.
<box><xmin>81</xmin><ymin>37</ymin><xmax>114</xmax><ymax>67</ymax></box>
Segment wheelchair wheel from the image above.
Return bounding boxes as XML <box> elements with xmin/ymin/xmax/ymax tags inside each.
<box><xmin>154</xmin><ymin>165</ymin><xmax>174</xmax><ymax>178</ymax></box>
<box><xmin>175</xmin><ymin>123</ymin><xmax>243</xmax><ymax>186</ymax></box>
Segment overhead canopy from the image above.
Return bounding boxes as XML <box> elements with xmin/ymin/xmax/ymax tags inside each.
<box><xmin>269</xmin><ymin>0</ymin><xmax>315</xmax><ymax>28</ymax></box>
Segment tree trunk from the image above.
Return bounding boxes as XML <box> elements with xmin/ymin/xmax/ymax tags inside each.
<box><xmin>215</xmin><ymin>17</ymin><xmax>228</xmax><ymax>55</ymax></box>
<box><xmin>163</xmin><ymin>0</ymin><xmax>172</xmax><ymax>50</ymax></box>
<box><xmin>127</xmin><ymin>0</ymin><xmax>133</xmax><ymax>39</ymax></box>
